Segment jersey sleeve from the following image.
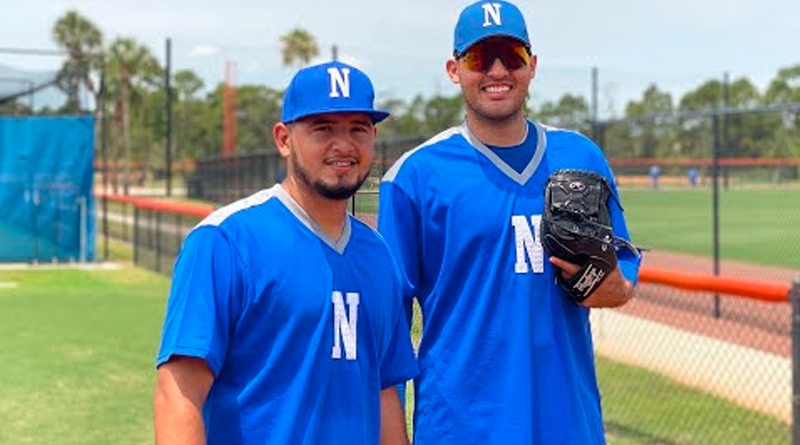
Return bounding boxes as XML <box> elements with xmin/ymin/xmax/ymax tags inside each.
<box><xmin>377</xmin><ymin>180</ymin><xmax>422</xmax><ymax>301</ymax></box>
<box><xmin>156</xmin><ymin>226</ymin><xmax>245</xmax><ymax>376</ymax></box>
<box><xmin>378</xmin><ymin>277</ymin><xmax>419</xmax><ymax>389</ymax></box>
<box><xmin>597</xmin><ymin>157</ymin><xmax>641</xmax><ymax>286</ymax></box>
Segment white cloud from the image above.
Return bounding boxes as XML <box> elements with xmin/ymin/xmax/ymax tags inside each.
<box><xmin>188</xmin><ymin>45</ymin><xmax>219</xmax><ymax>57</ymax></box>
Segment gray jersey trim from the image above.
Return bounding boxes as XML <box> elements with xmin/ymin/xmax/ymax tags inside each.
<box><xmin>382</xmin><ymin>127</ymin><xmax>462</xmax><ymax>183</ymax></box>
<box><xmin>197</xmin><ymin>184</ymin><xmax>351</xmax><ymax>254</ymax></box>
<box><xmin>197</xmin><ymin>186</ymin><xmax>278</xmax><ymax>228</ymax></box>
<box><xmin>461</xmin><ymin>120</ymin><xmax>547</xmax><ymax>185</ymax></box>
<box><xmin>274</xmin><ymin>184</ymin><xmax>352</xmax><ymax>254</ymax></box>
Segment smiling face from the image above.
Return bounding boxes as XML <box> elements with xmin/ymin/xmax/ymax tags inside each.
<box><xmin>447</xmin><ymin>36</ymin><xmax>537</xmax><ymax>125</ymax></box>
<box><xmin>274</xmin><ymin>112</ymin><xmax>376</xmax><ymax>201</ymax></box>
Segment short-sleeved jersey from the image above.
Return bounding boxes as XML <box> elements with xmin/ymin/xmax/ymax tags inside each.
<box><xmin>157</xmin><ymin>184</ymin><xmax>418</xmax><ymax>445</ymax></box>
<box><xmin>378</xmin><ymin>121</ymin><xmax>640</xmax><ymax>445</ymax></box>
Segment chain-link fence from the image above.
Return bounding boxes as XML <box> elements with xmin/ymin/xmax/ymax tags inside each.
<box><xmin>132</xmin><ymin>207</ymin><xmax>204</xmax><ymax>275</ymax></box>
<box><xmin>185</xmin><ymin>135</ymin><xmax>426</xmax><ymax>205</ymax></box>
<box><xmin>596</xmin><ymin>281</ymin><xmax>792</xmax><ymax>444</ymax></box>
<box><xmin>103</xmin><ymin>188</ymin><xmax>799</xmax><ymax>444</ymax></box>
<box><xmin>102</xmin><ymin>99</ymin><xmax>800</xmax><ymax>443</ymax></box>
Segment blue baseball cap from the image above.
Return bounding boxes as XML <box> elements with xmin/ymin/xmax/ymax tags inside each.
<box><xmin>453</xmin><ymin>0</ymin><xmax>531</xmax><ymax>56</ymax></box>
<box><xmin>281</xmin><ymin>61</ymin><xmax>390</xmax><ymax>124</ymax></box>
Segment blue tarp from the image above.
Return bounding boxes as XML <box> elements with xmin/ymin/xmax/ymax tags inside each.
<box><xmin>0</xmin><ymin>116</ymin><xmax>95</xmax><ymax>262</ymax></box>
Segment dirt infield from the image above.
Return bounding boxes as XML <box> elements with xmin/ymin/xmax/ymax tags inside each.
<box><xmin>594</xmin><ymin>250</ymin><xmax>797</xmax><ymax>422</ymax></box>
<box><xmin>626</xmin><ymin>250</ymin><xmax>798</xmax><ymax>357</ymax></box>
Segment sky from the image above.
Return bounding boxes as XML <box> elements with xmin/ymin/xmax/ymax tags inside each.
<box><xmin>2</xmin><ymin>0</ymin><xmax>799</xmax><ymax>118</ymax></box>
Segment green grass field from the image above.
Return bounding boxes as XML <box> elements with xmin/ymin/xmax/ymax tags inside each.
<box><xmin>0</xmin><ymin>266</ymin><xmax>168</xmax><ymax>445</ymax></box>
<box><xmin>0</xmin><ymin>262</ymin><xmax>789</xmax><ymax>444</ymax></box>
<box><xmin>598</xmin><ymin>358</ymin><xmax>788</xmax><ymax>445</ymax></box>
<box><xmin>621</xmin><ymin>188</ymin><xmax>800</xmax><ymax>269</ymax></box>
<box><xmin>8</xmin><ymin>186</ymin><xmax>792</xmax><ymax>444</ymax></box>
<box><xmin>354</xmin><ymin>187</ymin><xmax>800</xmax><ymax>270</ymax></box>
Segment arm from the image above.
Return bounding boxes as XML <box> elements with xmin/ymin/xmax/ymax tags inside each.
<box><xmin>379</xmin><ymin>386</ymin><xmax>410</xmax><ymax>445</ymax></box>
<box><xmin>549</xmin><ymin>257</ymin><xmax>635</xmax><ymax>308</ymax></box>
<box><xmin>154</xmin><ymin>356</ymin><xmax>215</xmax><ymax>445</ymax></box>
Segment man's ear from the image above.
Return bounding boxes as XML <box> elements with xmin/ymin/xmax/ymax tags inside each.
<box><xmin>528</xmin><ymin>54</ymin><xmax>538</xmax><ymax>81</ymax></box>
<box><xmin>446</xmin><ymin>58</ymin><xmax>460</xmax><ymax>84</ymax></box>
<box><xmin>273</xmin><ymin>122</ymin><xmax>291</xmax><ymax>158</ymax></box>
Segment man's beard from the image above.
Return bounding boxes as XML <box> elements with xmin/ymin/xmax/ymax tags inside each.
<box><xmin>290</xmin><ymin>150</ymin><xmax>370</xmax><ymax>201</ymax></box>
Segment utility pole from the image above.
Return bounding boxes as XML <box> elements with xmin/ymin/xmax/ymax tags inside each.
<box><xmin>165</xmin><ymin>38</ymin><xmax>173</xmax><ymax>197</ymax></box>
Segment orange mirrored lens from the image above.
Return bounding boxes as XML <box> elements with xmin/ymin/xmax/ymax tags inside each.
<box><xmin>460</xmin><ymin>40</ymin><xmax>531</xmax><ymax>72</ymax></box>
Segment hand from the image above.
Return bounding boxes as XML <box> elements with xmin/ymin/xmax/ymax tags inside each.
<box><xmin>549</xmin><ymin>257</ymin><xmax>634</xmax><ymax>308</ymax></box>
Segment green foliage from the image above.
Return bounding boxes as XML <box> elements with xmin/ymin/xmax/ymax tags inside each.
<box><xmin>39</xmin><ymin>12</ymin><xmax>800</xmax><ymax>184</ymax></box>
<box><xmin>623</xmin><ymin>85</ymin><xmax>676</xmax><ymax>158</ymax></box>
<box><xmin>0</xmin><ymin>100</ymin><xmax>32</xmax><ymax>115</ymax></box>
<box><xmin>51</xmin><ymin>10</ymin><xmax>103</xmax><ymax>113</ymax></box>
<box><xmin>535</xmin><ymin>93</ymin><xmax>591</xmax><ymax>132</ymax></box>
<box><xmin>234</xmin><ymin>85</ymin><xmax>284</xmax><ymax>154</ymax></box>
<box><xmin>379</xmin><ymin>93</ymin><xmax>463</xmax><ymax>138</ymax></box>
<box><xmin>280</xmin><ymin>28</ymin><xmax>319</xmax><ymax>68</ymax></box>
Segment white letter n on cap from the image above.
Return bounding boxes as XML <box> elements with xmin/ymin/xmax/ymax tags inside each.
<box><xmin>327</xmin><ymin>67</ymin><xmax>351</xmax><ymax>98</ymax></box>
<box><xmin>482</xmin><ymin>3</ymin><xmax>502</xmax><ymax>27</ymax></box>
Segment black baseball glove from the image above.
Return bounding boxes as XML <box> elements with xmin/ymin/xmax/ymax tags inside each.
<box><xmin>542</xmin><ymin>169</ymin><xmax>639</xmax><ymax>303</ymax></box>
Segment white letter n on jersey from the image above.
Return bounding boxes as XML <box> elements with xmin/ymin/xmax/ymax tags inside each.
<box><xmin>512</xmin><ymin>215</ymin><xmax>544</xmax><ymax>274</ymax></box>
<box><xmin>331</xmin><ymin>291</ymin><xmax>359</xmax><ymax>360</ymax></box>
<box><xmin>327</xmin><ymin>67</ymin><xmax>351</xmax><ymax>98</ymax></box>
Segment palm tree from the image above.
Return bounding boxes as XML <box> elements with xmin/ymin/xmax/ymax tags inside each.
<box><xmin>280</xmin><ymin>28</ymin><xmax>319</xmax><ymax>68</ymax></box>
<box><xmin>52</xmin><ymin>10</ymin><xmax>103</xmax><ymax>113</ymax></box>
<box><xmin>106</xmin><ymin>37</ymin><xmax>161</xmax><ymax>194</ymax></box>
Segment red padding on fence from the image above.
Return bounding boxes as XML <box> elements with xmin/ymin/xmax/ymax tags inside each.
<box><xmin>97</xmin><ymin>193</ymin><xmax>215</xmax><ymax>219</ymax></box>
<box><xmin>98</xmin><ymin>193</ymin><xmax>793</xmax><ymax>304</ymax></box>
<box><xmin>610</xmin><ymin>157</ymin><xmax>800</xmax><ymax>167</ymax></box>
<box><xmin>639</xmin><ymin>266</ymin><xmax>791</xmax><ymax>303</ymax></box>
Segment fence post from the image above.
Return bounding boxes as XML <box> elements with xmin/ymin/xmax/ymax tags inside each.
<box><xmin>155</xmin><ymin>212</ymin><xmax>162</xmax><ymax>273</ymax></box>
<box><xmin>792</xmin><ymin>277</ymin><xmax>800</xmax><ymax>445</ymax></box>
<box><xmin>133</xmin><ymin>207</ymin><xmax>139</xmax><ymax>265</ymax></box>
<box><xmin>78</xmin><ymin>196</ymin><xmax>87</xmax><ymax>263</ymax></box>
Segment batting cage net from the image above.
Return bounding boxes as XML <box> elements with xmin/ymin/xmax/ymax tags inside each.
<box><xmin>0</xmin><ymin>116</ymin><xmax>95</xmax><ymax>262</ymax></box>
<box><xmin>0</xmin><ymin>47</ymin><xmax>78</xmax><ymax>115</ymax></box>
<box><xmin>0</xmin><ymin>67</ymin><xmax>59</xmax><ymax>111</ymax></box>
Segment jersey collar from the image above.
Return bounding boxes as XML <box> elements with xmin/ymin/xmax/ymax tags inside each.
<box><xmin>460</xmin><ymin>119</ymin><xmax>547</xmax><ymax>185</ymax></box>
<box><xmin>273</xmin><ymin>184</ymin><xmax>352</xmax><ymax>254</ymax></box>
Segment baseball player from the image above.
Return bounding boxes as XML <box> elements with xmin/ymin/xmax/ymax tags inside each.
<box><xmin>154</xmin><ymin>61</ymin><xmax>418</xmax><ymax>445</ymax></box>
<box><xmin>377</xmin><ymin>1</ymin><xmax>640</xmax><ymax>444</ymax></box>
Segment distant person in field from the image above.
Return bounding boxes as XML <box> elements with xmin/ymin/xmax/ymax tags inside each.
<box><xmin>688</xmin><ymin>166</ymin><xmax>699</xmax><ymax>188</ymax></box>
<box><xmin>649</xmin><ymin>164</ymin><xmax>661</xmax><ymax>189</ymax></box>
<box><xmin>377</xmin><ymin>1</ymin><xmax>641</xmax><ymax>444</ymax></box>
<box><xmin>153</xmin><ymin>61</ymin><xmax>417</xmax><ymax>445</ymax></box>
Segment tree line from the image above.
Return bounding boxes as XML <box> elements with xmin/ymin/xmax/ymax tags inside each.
<box><xmin>2</xmin><ymin>10</ymin><xmax>799</xmax><ymax>172</ymax></box>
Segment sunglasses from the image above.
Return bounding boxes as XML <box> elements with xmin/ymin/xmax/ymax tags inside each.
<box><xmin>456</xmin><ymin>38</ymin><xmax>531</xmax><ymax>72</ymax></box>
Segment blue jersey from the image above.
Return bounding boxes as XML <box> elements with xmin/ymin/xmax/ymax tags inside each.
<box><xmin>158</xmin><ymin>184</ymin><xmax>418</xmax><ymax>445</ymax></box>
<box><xmin>378</xmin><ymin>121</ymin><xmax>640</xmax><ymax>445</ymax></box>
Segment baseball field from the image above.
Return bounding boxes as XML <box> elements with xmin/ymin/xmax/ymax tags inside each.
<box><xmin>0</xmin><ymin>187</ymin><xmax>796</xmax><ymax>444</ymax></box>
<box><xmin>355</xmin><ymin>186</ymin><xmax>800</xmax><ymax>269</ymax></box>
<box><xmin>622</xmin><ymin>187</ymin><xmax>800</xmax><ymax>269</ymax></box>
<box><xmin>0</xmin><ymin>270</ymin><xmax>790</xmax><ymax>444</ymax></box>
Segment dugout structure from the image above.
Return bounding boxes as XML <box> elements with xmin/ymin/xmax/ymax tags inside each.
<box><xmin>0</xmin><ymin>116</ymin><xmax>95</xmax><ymax>262</ymax></box>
